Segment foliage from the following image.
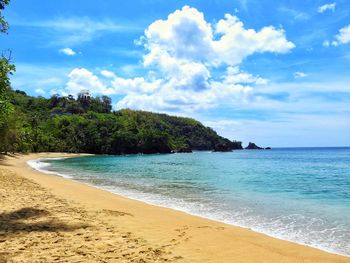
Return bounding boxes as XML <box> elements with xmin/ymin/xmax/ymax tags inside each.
<box><xmin>0</xmin><ymin>0</ymin><xmax>17</xmax><ymax>153</ymax></box>
<box><xmin>0</xmin><ymin>0</ymin><xmax>10</xmax><ymax>33</ymax></box>
<box><xmin>4</xmin><ymin>90</ymin><xmax>242</xmax><ymax>154</ymax></box>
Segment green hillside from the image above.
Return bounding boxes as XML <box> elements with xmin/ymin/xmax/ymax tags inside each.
<box><xmin>0</xmin><ymin>90</ymin><xmax>242</xmax><ymax>154</ymax></box>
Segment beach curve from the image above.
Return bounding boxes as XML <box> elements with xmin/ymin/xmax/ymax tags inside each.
<box><xmin>0</xmin><ymin>152</ymin><xmax>349</xmax><ymax>262</ymax></box>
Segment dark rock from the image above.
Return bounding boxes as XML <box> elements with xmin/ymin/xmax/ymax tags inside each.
<box><xmin>265</xmin><ymin>147</ymin><xmax>272</xmax><ymax>150</ymax></box>
<box><xmin>245</xmin><ymin>142</ymin><xmax>263</xmax><ymax>150</ymax></box>
<box><xmin>212</xmin><ymin>139</ymin><xmax>243</xmax><ymax>152</ymax></box>
<box><xmin>213</xmin><ymin>143</ymin><xmax>233</xmax><ymax>152</ymax></box>
<box><xmin>141</xmin><ymin>145</ymin><xmax>172</xmax><ymax>154</ymax></box>
<box><xmin>174</xmin><ymin>146</ymin><xmax>193</xmax><ymax>153</ymax></box>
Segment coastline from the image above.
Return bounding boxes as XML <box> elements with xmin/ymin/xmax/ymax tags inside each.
<box><xmin>0</xmin><ymin>153</ymin><xmax>349</xmax><ymax>262</ymax></box>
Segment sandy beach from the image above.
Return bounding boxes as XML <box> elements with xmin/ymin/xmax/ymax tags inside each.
<box><xmin>0</xmin><ymin>153</ymin><xmax>348</xmax><ymax>262</ymax></box>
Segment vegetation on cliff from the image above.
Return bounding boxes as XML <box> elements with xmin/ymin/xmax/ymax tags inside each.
<box><xmin>0</xmin><ymin>90</ymin><xmax>242</xmax><ymax>154</ymax></box>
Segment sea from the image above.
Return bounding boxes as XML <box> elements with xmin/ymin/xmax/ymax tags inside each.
<box><xmin>28</xmin><ymin>147</ymin><xmax>350</xmax><ymax>256</ymax></box>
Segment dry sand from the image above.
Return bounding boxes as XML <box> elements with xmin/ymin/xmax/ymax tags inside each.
<box><xmin>0</xmin><ymin>153</ymin><xmax>349</xmax><ymax>263</ymax></box>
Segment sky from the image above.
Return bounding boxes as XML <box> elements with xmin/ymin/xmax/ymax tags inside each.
<box><xmin>1</xmin><ymin>0</ymin><xmax>350</xmax><ymax>147</ymax></box>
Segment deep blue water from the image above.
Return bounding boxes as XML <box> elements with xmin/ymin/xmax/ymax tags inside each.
<box><xmin>30</xmin><ymin>148</ymin><xmax>350</xmax><ymax>256</ymax></box>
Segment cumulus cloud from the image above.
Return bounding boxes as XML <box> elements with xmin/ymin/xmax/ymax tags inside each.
<box><xmin>64</xmin><ymin>68</ymin><xmax>114</xmax><ymax>96</ymax></box>
<box><xmin>213</xmin><ymin>14</ymin><xmax>294</xmax><ymax>65</ymax></box>
<box><xmin>334</xmin><ymin>24</ymin><xmax>350</xmax><ymax>45</ymax></box>
<box><xmin>59</xmin><ymin>48</ymin><xmax>77</xmax><ymax>56</ymax></box>
<box><xmin>326</xmin><ymin>24</ymin><xmax>350</xmax><ymax>47</ymax></box>
<box><xmin>62</xmin><ymin>6</ymin><xmax>294</xmax><ymax>112</ymax></box>
<box><xmin>317</xmin><ymin>3</ymin><xmax>336</xmax><ymax>13</ymax></box>
<box><xmin>143</xmin><ymin>6</ymin><xmax>294</xmax><ymax>67</ymax></box>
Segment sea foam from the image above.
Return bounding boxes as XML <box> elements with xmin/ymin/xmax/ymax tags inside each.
<box><xmin>27</xmin><ymin>158</ymin><xmax>72</xmax><ymax>178</ymax></box>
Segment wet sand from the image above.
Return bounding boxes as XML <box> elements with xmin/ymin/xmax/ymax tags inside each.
<box><xmin>0</xmin><ymin>153</ymin><xmax>348</xmax><ymax>262</ymax></box>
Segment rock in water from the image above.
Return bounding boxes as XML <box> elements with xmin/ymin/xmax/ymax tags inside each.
<box><xmin>174</xmin><ymin>146</ymin><xmax>193</xmax><ymax>153</ymax></box>
<box><xmin>245</xmin><ymin>142</ymin><xmax>264</xmax><ymax>150</ymax></box>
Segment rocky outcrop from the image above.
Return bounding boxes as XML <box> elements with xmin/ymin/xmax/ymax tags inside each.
<box><xmin>173</xmin><ymin>146</ymin><xmax>193</xmax><ymax>153</ymax></box>
<box><xmin>245</xmin><ymin>142</ymin><xmax>264</xmax><ymax>150</ymax></box>
<box><xmin>213</xmin><ymin>140</ymin><xmax>243</xmax><ymax>152</ymax></box>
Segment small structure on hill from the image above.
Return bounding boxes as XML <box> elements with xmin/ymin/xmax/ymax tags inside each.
<box><xmin>79</xmin><ymin>90</ymin><xmax>91</xmax><ymax>100</ymax></box>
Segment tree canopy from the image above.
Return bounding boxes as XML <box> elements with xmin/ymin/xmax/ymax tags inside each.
<box><xmin>0</xmin><ymin>0</ymin><xmax>16</xmax><ymax>153</ymax></box>
<box><xmin>2</xmin><ymin>90</ymin><xmax>242</xmax><ymax>154</ymax></box>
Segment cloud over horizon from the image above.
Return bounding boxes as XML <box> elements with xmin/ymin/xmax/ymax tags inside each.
<box><xmin>61</xmin><ymin>6</ymin><xmax>294</xmax><ymax>113</ymax></box>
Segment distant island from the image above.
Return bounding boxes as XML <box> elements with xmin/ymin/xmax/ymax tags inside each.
<box><xmin>0</xmin><ymin>89</ymin><xmax>246</xmax><ymax>155</ymax></box>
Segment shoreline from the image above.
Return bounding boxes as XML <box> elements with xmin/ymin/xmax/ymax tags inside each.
<box><xmin>27</xmin><ymin>155</ymin><xmax>348</xmax><ymax>257</ymax></box>
<box><xmin>1</xmin><ymin>153</ymin><xmax>349</xmax><ymax>262</ymax></box>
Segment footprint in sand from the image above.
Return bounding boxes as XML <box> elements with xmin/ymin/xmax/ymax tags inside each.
<box><xmin>101</xmin><ymin>209</ymin><xmax>133</xmax><ymax>217</ymax></box>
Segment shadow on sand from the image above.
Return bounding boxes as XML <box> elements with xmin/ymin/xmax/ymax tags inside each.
<box><xmin>0</xmin><ymin>207</ymin><xmax>88</xmax><ymax>234</ymax></box>
<box><xmin>0</xmin><ymin>153</ymin><xmax>19</xmax><ymax>167</ymax></box>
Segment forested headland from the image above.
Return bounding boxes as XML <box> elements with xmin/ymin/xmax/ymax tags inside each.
<box><xmin>0</xmin><ymin>90</ymin><xmax>242</xmax><ymax>154</ymax></box>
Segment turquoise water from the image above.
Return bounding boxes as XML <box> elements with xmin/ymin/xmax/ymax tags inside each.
<box><xmin>30</xmin><ymin>148</ymin><xmax>350</xmax><ymax>256</ymax></box>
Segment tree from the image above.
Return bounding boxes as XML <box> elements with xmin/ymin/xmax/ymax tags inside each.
<box><xmin>0</xmin><ymin>0</ymin><xmax>14</xmax><ymax>91</ymax></box>
<box><xmin>0</xmin><ymin>0</ymin><xmax>10</xmax><ymax>33</ymax></box>
<box><xmin>0</xmin><ymin>0</ymin><xmax>16</xmax><ymax>153</ymax></box>
<box><xmin>49</xmin><ymin>94</ymin><xmax>60</xmax><ymax>108</ymax></box>
<box><xmin>101</xmin><ymin>95</ymin><xmax>112</xmax><ymax>113</ymax></box>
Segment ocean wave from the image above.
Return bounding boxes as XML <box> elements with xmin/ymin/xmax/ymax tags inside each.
<box><xmin>27</xmin><ymin>158</ymin><xmax>72</xmax><ymax>178</ymax></box>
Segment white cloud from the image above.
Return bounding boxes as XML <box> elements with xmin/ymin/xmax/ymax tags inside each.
<box><xmin>143</xmin><ymin>6</ymin><xmax>294</xmax><ymax>67</ymax></box>
<box><xmin>63</xmin><ymin>68</ymin><xmax>161</xmax><ymax>98</ymax></box>
<box><xmin>61</xmin><ymin>6</ymin><xmax>293</xmax><ymax>113</ymax></box>
<box><xmin>323</xmin><ymin>40</ymin><xmax>330</xmax><ymax>47</ymax></box>
<box><xmin>100</xmin><ymin>70</ymin><xmax>116</xmax><ymax>78</ymax></box>
<box><xmin>335</xmin><ymin>24</ymin><xmax>350</xmax><ymax>45</ymax></box>
<box><xmin>111</xmin><ymin>6</ymin><xmax>292</xmax><ymax>112</ymax></box>
<box><xmin>64</xmin><ymin>68</ymin><xmax>114</xmax><ymax>96</ymax></box>
<box><xmin>317</xmin><ymin>3</ymin><xmax>336</xmax><ymax>13</ymax></box>
<box><xmin>293</xmin><ymin>71</ymin><xmax>307</xmax><ymax>78</ymax></box>
<box><xmin>59</xmin><ymin>48</ymin><xmax>77</xmax><ymax>56</ymax></box>
<box><xmin>213</xmin><ymin>14</ymin><xmax>295</xmax><ymax>65</ymax></box>
<box><xmin>35</xmin><ymin>88</ymin><xmax>45</xmax><ymax>95</ymax></box>
<box><xmin>326</xmin><ymin>24</ymin><xmax>350</xmax><ymax>47</ymax></box>
<box><xmin>144</xmin><ymin>6</ymin><xmax>214</xmax><ymax>64</ymax></box>
<box><xmin>14</xmin><ymin>17</ymin><xmax>141</xmax><ymax>46</ymax></box>
<box><xmin>110</xmin><ymin>75</ymin><xmax>161</xmax><ymax>95</ymax></box>
<box><xmin>224</xmin><ymin>67</ymin><xmax>268</xmax><ymax>85</ymax></box>
<box><xmin>116</xmin><ymin>81</ymin><xmax>252</xmax><ymax>113</ymax></box>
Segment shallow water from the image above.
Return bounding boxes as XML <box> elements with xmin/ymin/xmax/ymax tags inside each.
<box><xmin>30</xmin><ymin>148</ymin><xmax>350</xmax><ymax>256</ymax></box>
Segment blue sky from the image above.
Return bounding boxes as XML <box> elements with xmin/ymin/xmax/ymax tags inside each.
<box><xmin>1</xmin><ymin>0</ymin><xmax>350</xmax><ymax>147</ymax></box>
